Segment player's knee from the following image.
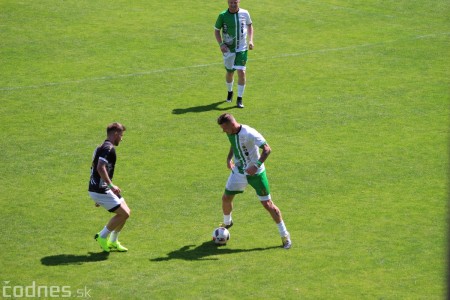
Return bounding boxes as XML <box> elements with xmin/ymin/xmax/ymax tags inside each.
<box><xmin>222</xmin><ymin>194</ymin><xmax>233</xmax><ymax>203</ymax></box>
<box><xmin>118</xmin><ymin>207</ymin><xmax>130</xmax><ymax>219</ymax></box>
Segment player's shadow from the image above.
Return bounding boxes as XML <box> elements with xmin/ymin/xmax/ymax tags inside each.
<box><xmin>172</xmin><ymin>101</ymin><xmax>236</xmax><ymax>114</ymax></box>
<box><xmin>150</xmin><ymin>241</ymin><xmax>280</xmax><ymax>262</ymax></box>
<box><xmin>40</xmin><ymin>252</ymin><xmax>110</xmax><ymax>266</ymax></box>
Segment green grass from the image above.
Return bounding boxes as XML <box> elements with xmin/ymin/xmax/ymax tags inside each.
<box><xmin>0</xmin><ymin>0</ymin><xmax>448</xmax><ymax>299</ymax></box>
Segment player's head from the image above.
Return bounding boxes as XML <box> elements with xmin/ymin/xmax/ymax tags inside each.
<box><xmin>217</xmin><ymin>113</ymin><xmax>240</xmax><ymax>134</ymax></box>
<box><xmin>227</xmin><ymin>0</ymin><xmax>240</xmax><ymax>13</ymax></box>
<box><xmin>106</xmin><ymin>122</ymin><xmax>126</xmax><ymax>146</ymax></box>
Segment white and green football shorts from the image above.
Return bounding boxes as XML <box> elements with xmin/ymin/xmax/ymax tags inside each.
<box><xmin>89</xmin><ymin>190</ymin><xmax>124</xmax><ymax>212</ymax></box>
<box><xmin>224</xmin><ymin>168</ymin><xmax>271</xmax><ymax>201</ymax></box>
<box><xmin>223</xmin><ymin>50</ymin><xmax>248</xmax><ymax>72</ymax></box>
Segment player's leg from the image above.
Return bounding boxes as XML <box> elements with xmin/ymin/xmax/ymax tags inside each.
<box><xmin>260</xmin><ymin>199</ymin><xmax>282</xmax><ymax>223</ymax></box>
<box><xmin>223</xmin><ymin>52</ymin><xmax>236</xmax><ymax>102</ymax></box>
<box><xmin>260</xmin><ymin>200</ymin><xmax>291</xmax><ymax>249</ymax></box>
<box><xmin>221</xmin><ymin>193</ymin><xmax>235</xmax><ymax>228</ymax></box>
<box><xmin>107</xmin><ymin>200</ymin><xmax>131</xmax><ymax>232</ymax></box>
<box><xmin>89</xmin><ymin>191</ymin><xmax>129</xmax><ymax>252</ymax></box>
<box><xmin>221</xmin><ymin>170</ymin><xmax>247</xmax><ymax>228</ymax></box>
<box><xmin>235</xmin><ymin>69</ymin><xmax>245</xmax><ymax>108</ymax></box>
<box><xmin>234</xmin><ymin>51</ymin><xmax>248</xmax><ymax>108</ymax></box>
<box><xmin>222</xmin><ymin>193</ymin><xmax>234</xmax><ymax>215</ymax></box>
<box><xmin>226</xmin><ymin>70</ymin><xmax>235</xmax><ymax>102</ymax></box>
<box><xmin>107</xmin><ymin>201</ymin><xmax>130</xmax><ymax>252</ymax></box>
<box><xmin>248</xmin><ymin>171</ymin><xmax>292</xmax><ymax>249</ymax></box>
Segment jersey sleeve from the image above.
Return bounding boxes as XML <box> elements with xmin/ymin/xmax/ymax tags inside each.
<box><xmin>246</xmin><ymin>11</ymin><xmax>252</xmax><ymax>25</ymax></box>
<box><xmin>214</xmin><ymin>13</ymin><xmax>223</xmax><ymax>30</ymax></box>
<box><xmin>249</xmin><ymin>128</ymin><xmax>266</xmax><ymax>148</ymax></box>
<box><xmin>98</xmin><ymin>145</ymin><xmax>114</xmax><ymax>164</ymax></box>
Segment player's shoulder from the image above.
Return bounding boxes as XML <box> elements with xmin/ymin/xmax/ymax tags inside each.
<box><xmin>241</xmin><ymin>124</ymin><xmax>251</xmax><ymax>131</ymax></box>
<box><xmin>238</xmin><ymin>8</ymin><xmax>251</xmax><ymax>17</ymax></box>
<box><xmin>100</xmin><ymin>140</ymin><xmax>115</xmax><ymax>151</ymax></box>
<box><xmin>241</xmin><ymin>124</ymin><xmax>259</xmax><ymax>135</ymax></box>
<box><xmin>218</xmin><ymin>9</ymin><xmax>229</xmax><ymax>16</ymax></box>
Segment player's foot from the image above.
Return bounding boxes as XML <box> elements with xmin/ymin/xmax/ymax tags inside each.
<box><xmin>219</xmin><ymin>220</ymin><xmax>233</xmax><ymax>229</ymax></box>
<box><xmin>281</xmin><ymin>233</ymin><xmax>292</xmax><ymax>249</ymax></box>
<box><xmin>226</xmin><ymin>91</ymin><xmax>233</xmax><ymax>103</ymax></box>
<box><xmin>94</xmin><ymin>233</ymin><xmax>110</xmax><ymax>252</ymax></box>
<box><xmin>108</xmin><ymin>240</ymin><xmax>128</xmax><ymax>252</ymax></box>
<box><xmin>237</xmin><ymin>97</ymin><xmax>244</xmax><ymax>108</ymax></box>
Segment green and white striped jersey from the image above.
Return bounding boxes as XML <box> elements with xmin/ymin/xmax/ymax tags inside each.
<box><xmin>214</xmin><ymin>8</ymin><xmax>252</xmax><ymax>53</ymax></box>
<box><xmin>227</xmin><ymin>125</ymin><xmax>266</xmax><ymax>175</ymax></box>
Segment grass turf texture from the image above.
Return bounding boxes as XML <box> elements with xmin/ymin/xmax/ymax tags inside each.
<box><xmin>0</xmin><ymin>0</ymin><xmax>448</xmax><ymax>299</ymax></box>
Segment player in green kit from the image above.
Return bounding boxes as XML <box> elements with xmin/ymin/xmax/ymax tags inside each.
<box><xmin>217</xmin><ymin>113</ymin><xmax>292</xmax><ymax>249</ymax></box>
<box><xmin>214</xmin><ymin>0</ymin><xmax>254</xmax><ymax>108</ymax></box>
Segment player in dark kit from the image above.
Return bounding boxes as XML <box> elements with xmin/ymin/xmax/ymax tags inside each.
<box><xmin>88</xmin><ymin>122</ymin><xmax>131</xmax><ymax>252</ymax></box>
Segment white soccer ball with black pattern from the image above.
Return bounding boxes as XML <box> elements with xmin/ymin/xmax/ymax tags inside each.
<box><xmin>212</xmin><ymin>227</ymin><xmax>230</xmax><ymax>245</ymax></box>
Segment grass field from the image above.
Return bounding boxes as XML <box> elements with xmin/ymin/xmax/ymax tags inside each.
<box><xmin>1</xmin><ymin>0</ymin><xmax>449</xmax><ymax>299</ymax></box>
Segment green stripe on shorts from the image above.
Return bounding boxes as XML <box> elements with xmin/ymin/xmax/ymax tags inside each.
<box><xmin>224</xmin><ymin>189</ymin><xmax>244</xmax><ymax>195</ymax></box>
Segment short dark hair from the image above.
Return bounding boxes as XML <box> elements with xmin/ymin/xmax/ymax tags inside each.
<box><xmin>217</xmin><ymin>113</ymin><xmax>235</xmax><ymax>125</ymax></box>
<box><xmin>106</xmin><ymin>122</ymin><xmax>126</xmax><ymax>134</ymax></box>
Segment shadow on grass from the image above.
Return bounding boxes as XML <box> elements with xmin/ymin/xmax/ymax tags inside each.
<box><xmin>151</xmin><ymin>241</ymin><xmax>280</xmax><ymax>262</ymax></box>
<box><xmin>172</xmin><ymin>101</ymin><xmax>237</xmax><ymax>114</ymax></box>
<box><xmin>41</xmin><ymin>252</ymin><xmax>110</xmax><ymax>266</ymax></box>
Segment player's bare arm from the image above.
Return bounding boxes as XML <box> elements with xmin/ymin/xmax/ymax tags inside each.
<box><xmin>258</xmin><ymin>143</ymin><xmax>271</xmax><ymax>163</ymax></box>
<box><xmin>215</xmin><ymin>29</ymin><xmax>229</xmax><ymax>54</ymax></box>
<box><xmin>248</xmin><ymin>24</ymin><xmax>254</xmax><ymax>50</ymax></box>
<box><xmin>226</xmin><ymin>146</ymin><xmax>235</xmax><ymax>169</ymax></box>
<box><xmin>245</xmin><ymin>143</ymin><xmax>271</xmax><ymax>175</ymax></box>
<box><xmin>97</xmin><ymin>160</ymin><xmax>121</xmax><ymax>195</ymax></box>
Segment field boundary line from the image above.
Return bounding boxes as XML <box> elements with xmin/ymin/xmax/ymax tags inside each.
<box><xmin>1</xmin><ymin>32</ymin><xmax>448</xmax><ymax>92</ymax></box>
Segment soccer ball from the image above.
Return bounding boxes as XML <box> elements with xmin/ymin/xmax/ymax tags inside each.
<box><xmin>212</xmin><ymin>227</ymin><xmax>230</xmax><ymax>245</ymax></box>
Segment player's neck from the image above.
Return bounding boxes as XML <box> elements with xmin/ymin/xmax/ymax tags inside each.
<box><xmin>233</xmin><ymin>124</ymin><xmax>242</xmax><ymax>134</ymax></box>
<box><xmin>106</xmin><ymin>136</ymin><xmax>117</xmax><ymax>146</ymax></box>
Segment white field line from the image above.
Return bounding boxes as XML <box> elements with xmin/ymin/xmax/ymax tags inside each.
<box><xmin>0</xmin><ymin>32</ymin><xmax>448</xmax><ymax>92</ymax></box>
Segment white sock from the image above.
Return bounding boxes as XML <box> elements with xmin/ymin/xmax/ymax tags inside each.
<box><xmin>226</xmin><ymin>81</ymin><xmax>234</xmax><ymax>92</ymax></box>
<box><xmin>277</xmin><ymin>221</ymin><xmax>288</xmax><ymax>237</ymax></box>
<box><xmin>109</xmin><ymin>231</ymin><xmax>120</xmax><ymax>243</ymax></box>
<box><xmin>99</xmin><ymin>226</ymin><xmax>111</xmax><ymax>239</ymax></box>
<box><xmin>237</xmin><ymin>84</ymin><xmax>245</xmax><ymax>97</ymax></box>
<box><xmin>223</xmin><ymin>214</ymin><xmax>232</xmax><ymax>226</ymax></box>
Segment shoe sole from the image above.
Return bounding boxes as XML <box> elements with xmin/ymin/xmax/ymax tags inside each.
<box><xmin>220</xmin><ymin>221</ymin><xmax>233</xmax><ymax>229</ymax></box>
<box><xmin>109</xmin><ymin>245</ymin><xmax>128</xmax><ymax>252</ymax></box>
<box><xmin>110</xmin><ymin>247</ymin><xmax>128</xmax><ymax>252</ymax></box>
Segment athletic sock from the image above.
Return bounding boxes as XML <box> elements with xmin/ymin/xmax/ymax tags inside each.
<box><xmin>99</xmin><ymin>226</ymin><xmax>111</xmax><ymax>239</ymax></box>
<box><xmin>237</xmin><ymin>84</ymin><xmax>246</xmax><ymax>97</ymax></box>
<box><xmin>276</xmin><ymin>221</ymin><xmax>289</xmax><ymax>237</ymax></box>
<box><xmin>109</xmin><ymin>231</ymin><xmax>120</xmax><ymax>243</ymax></box>
<box><xmin>223</xmin><ymin>214</ymin><xmax>232</xmax><ymax>226</ymax></box>
<box><xmin>226</xmin><ymin>81</ymin><xmax>234</xmax><ymax>92</ymax></box>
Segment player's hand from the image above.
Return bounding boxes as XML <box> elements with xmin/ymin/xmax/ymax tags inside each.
<box><xmin>248</xmin><ymin>42</ymin><xmax>254</xmax><ymax>50</ymax></box>
<box><xmin>220</xmin><ymin>44</ymin><xmax>229</xmax><ymax>53</ymax></box>
<box><xmin>227</xmin><ymin>159</ymin><xmax>235</xmax><ymax>170</ymax></box>
<box><xmin>110</xmin><ymin>185</ymin><xmax>121</xmax><ymax>196</ymax></box>
<box><xmin>245</xmin><ymin>165</ymin><xmax>258</xmax><ymax>175</ymax></box>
